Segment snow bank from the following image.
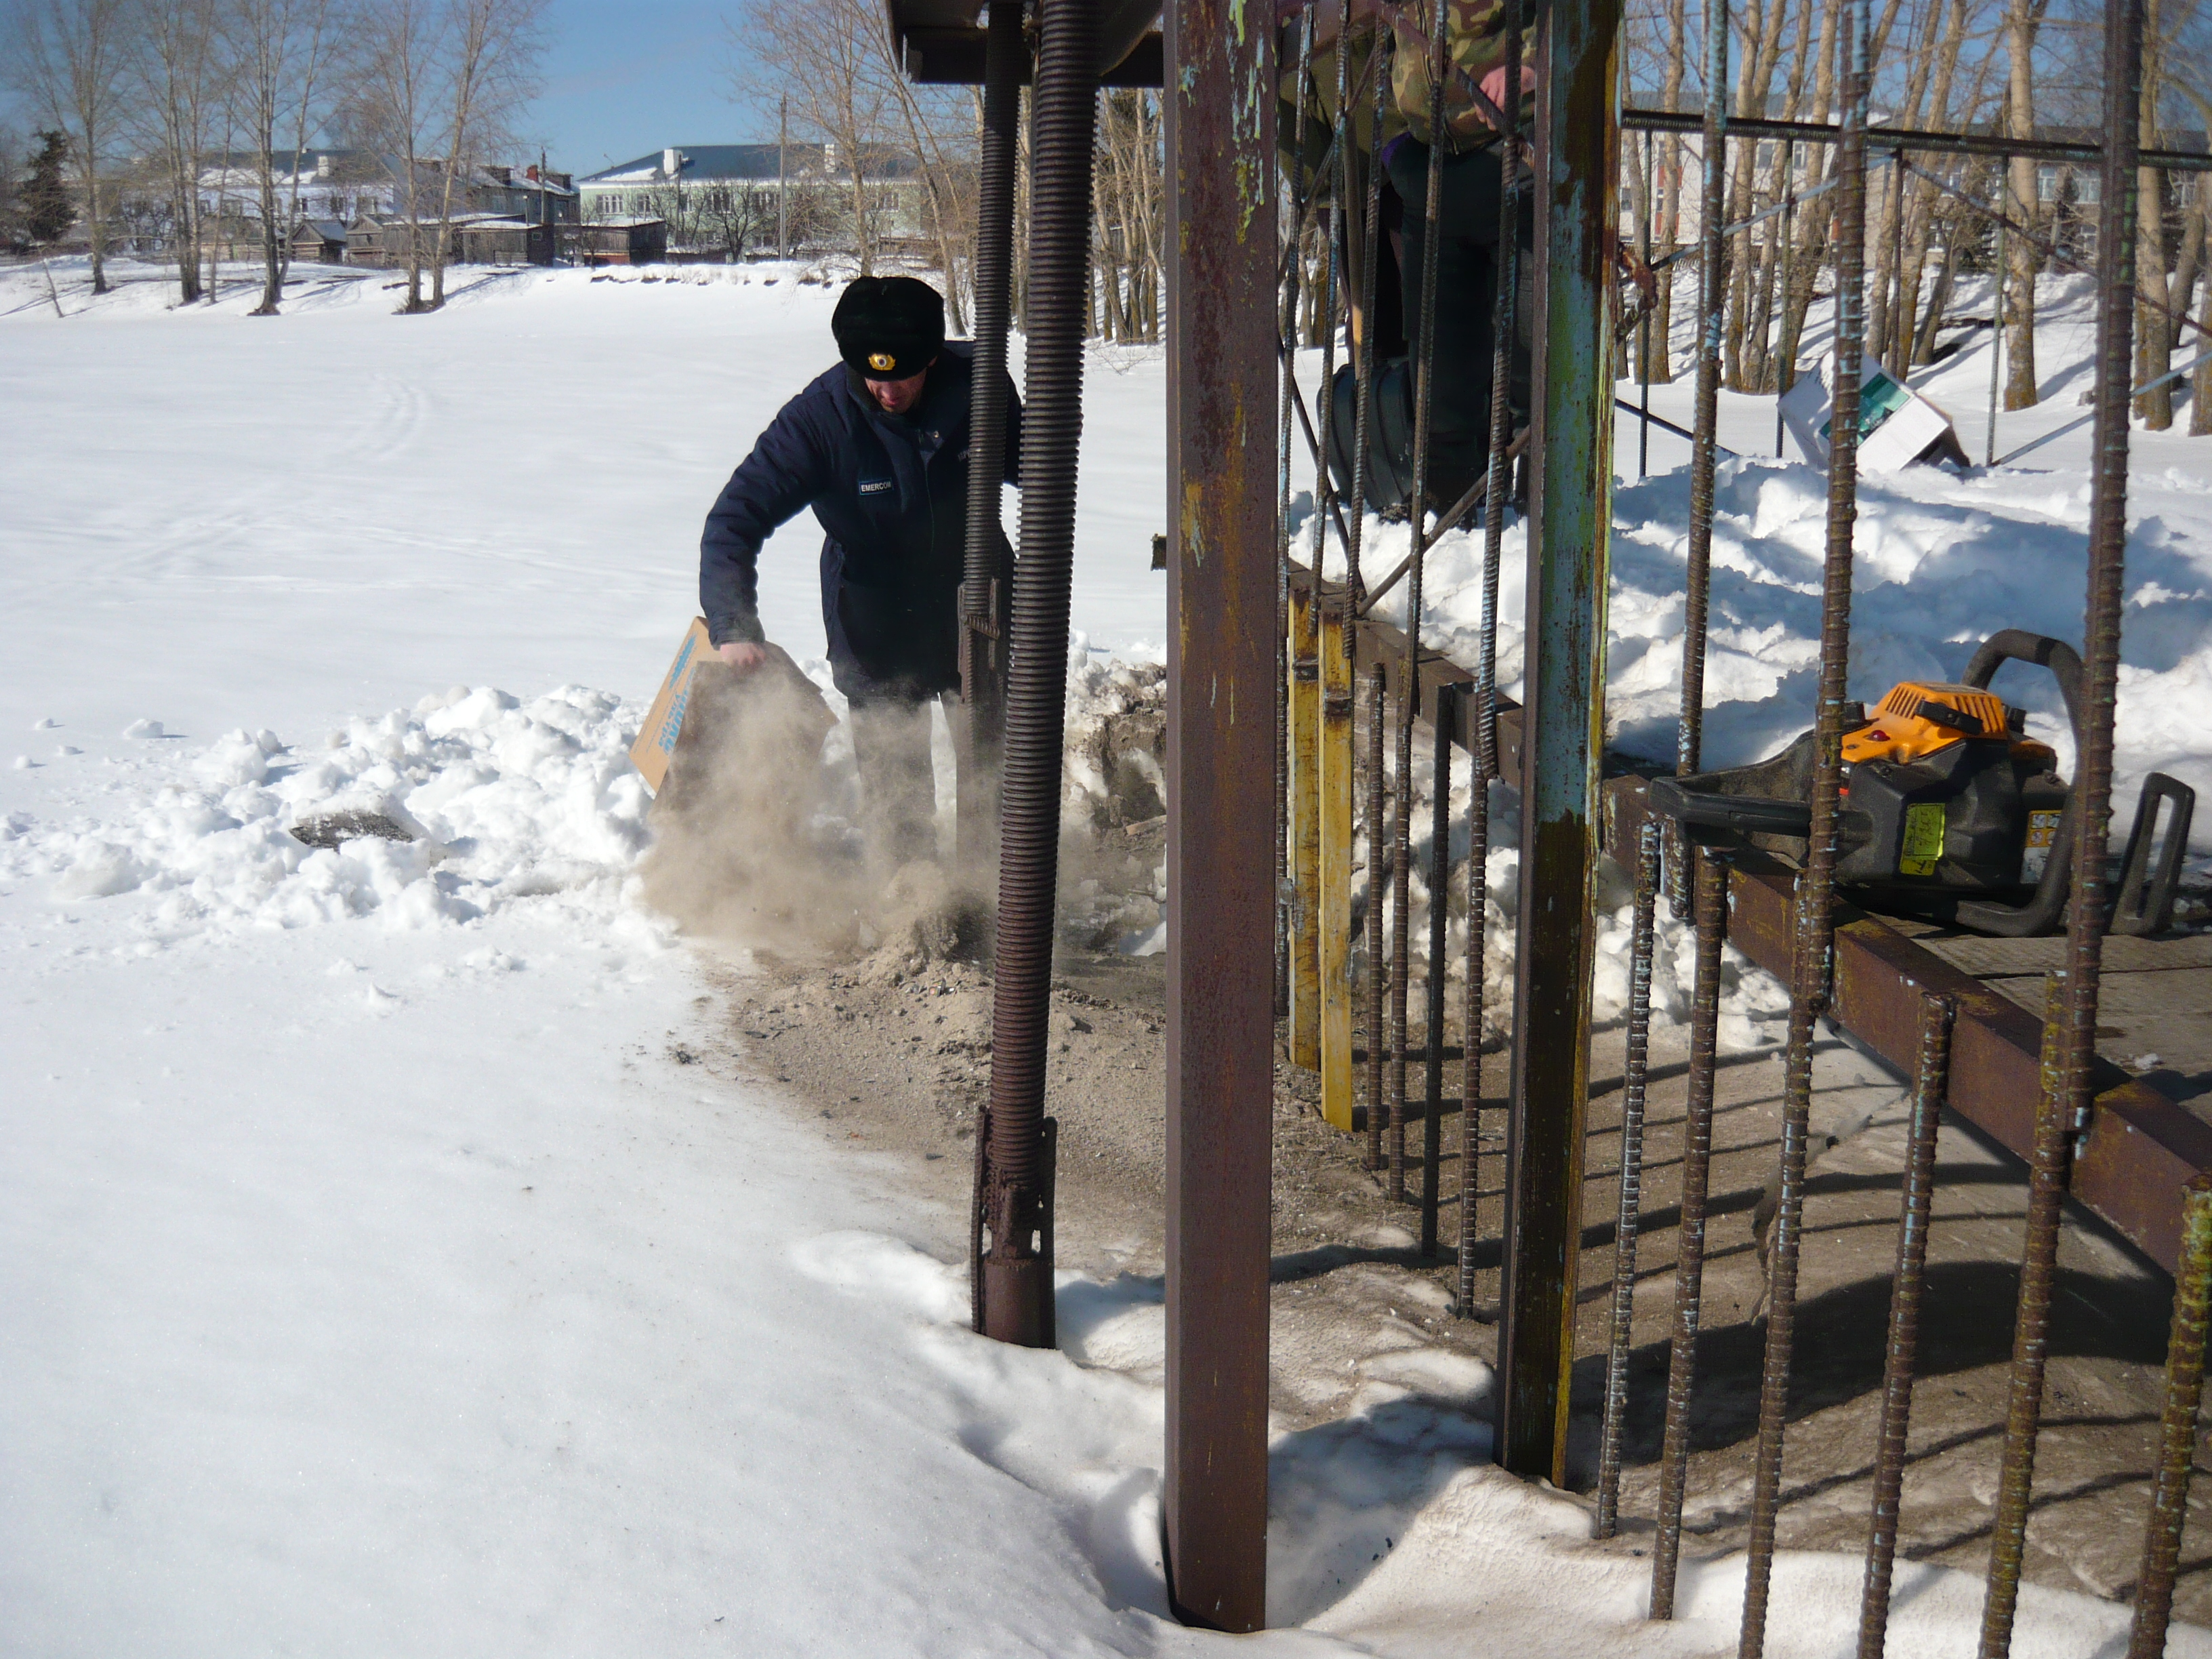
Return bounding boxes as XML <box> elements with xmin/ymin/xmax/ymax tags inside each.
<box><xmin>2</xmin><ymin>684</ymin><xmax>651</xmax><ymax>938</ymax></box>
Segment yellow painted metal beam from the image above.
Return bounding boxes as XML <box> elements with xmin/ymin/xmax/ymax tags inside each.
<box><xmin>1290</xmin><ymin>581</ymin><xmax>1322</xmax><ymax>1071</ymax></box>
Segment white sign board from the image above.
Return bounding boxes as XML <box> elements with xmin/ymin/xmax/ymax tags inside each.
<box><xmin>1780</xmin><ymin>354</ymin><xmax>1967</xmax><ymax>473</ymax></box>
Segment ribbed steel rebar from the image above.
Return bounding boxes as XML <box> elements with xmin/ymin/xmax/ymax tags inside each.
<box><xmin>1422</xmin><ymin>682</ymin><xmax>1454</xmax><ymax>1256</ymax></box>
<box><xmin>1387</xmin><ymin>0</ymin><xmax>1451</xmax><ymax>1206</ymax></box>
<box><xmin>1857</xmin><ymin>991</ymin><xmax>1956</xmax><ymax>1659</ymax></box>
<box><xmin>1978</xmin><ymin>975</ymin><xmax>2074</xmax><ymax>1650</ymax></box>
<box><xmin>1640</xmin><ymin>122</ymin><xmax>1656</xmax><ymax>479</ymax></box>
<box><xmin>1367</xmin><ymin>661</ymin><xmax>1390</xmax><ymax>1170</ymax></box>
<box><xmin>979</xmin><ymin>0</ymin><xmax>1099</xmax><ymax>1349</ymax></box>
<box><xmin>1596</xmin><ymin>817</ymin><xmax>1662</xmax><ymax>1537</ymax></box>
<box><xmin>1737</xmin><ymin>8</ymin><xmax>1870</xmax><ymax>1645</ymax></box>
<box><xmin>1986</xmin><ymin>211</ymin><xmax>2007</xmax><ymax>468</ymax></box>
<box><xmin>1982</xmin><ymin>0</ymin><xmax>2142</xmax><ymax>1636</ymax></box>
<box><xmin>1275</xmin><ymin>14</ymin><xmax>1314</xmax><ymax>1024</ymax></box>
<box><xmin>1450</xmin><ymin>0</ymin><xmax>1521</xmax><ymax>1304</ymax></box>
<box><xmin>1650</xmin><ymin>844</ymin><xmax>1730</xmax><ymax>1619</ymax></box>
<box><xmin>1679</xmin><ymin>0</ymin><xmax>1729</xmax><ymax>779</ymax></box>
<box><xmin>1774</xmin><ymin>138</ymin><xmax>1797</xmax><ymax>459</ymax></box>
<box><xmin>1307</xmin><ymin>2</ymin><xmax>1349</xmax><ymax>608</ymax></box>
<box><xmin>1345</xmin><ymin>25</ymin><xmax>1390</xmax><ymax>602</ymax></box>
<box><xmin>1477</xmin><ymin>0</ymin><xmax>1523</xmax><ymax>790</ymax></box>
<box><xmin>2126</xmin><ymin>1174</ymin><xmax>2212</xmax><ymax>1659</ymax></box>
<box><xmin>1458</xmin><ymin>760</ymin><xmax>1489</xmax><ymax>1312</ymax></box>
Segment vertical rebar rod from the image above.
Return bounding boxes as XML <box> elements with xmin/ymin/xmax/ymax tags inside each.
<box><xmin>1978</xmin><ymin>975</ymin><xmax>2074</xmax><ymax>1652</ymax></box>
<box><xmin>1275</xmin><ymin>14</ymin><xmax>1315</xmax><ymax>1025</ymax></box>
<box><xmin>1345</xmin><ymin>24</ymin><xmax>1391</xmax><ymax>603</ymax></box>
<box><xmin>1458</xmin><ymin>758</ymin><xmax>1490</xmax><ymax>1312</ymax></box>
<box><xmin>1308</xmin><ymin>0</ymin><xmax>1351</xmax><ymax>596</ymax></box>
<box><xmin>1888</xmin><ymin>148</ymin><xmax>1909</xmax><ymax>371</ymax></box>
<box><xmin>1856</xmin><ymin>991</ymin><xmax>1956</xmax><ymax>1659</ymax></box>
<box><xmin>1454</xmin><ymin>0</ymin><xmax>1524</xmax><ymax>1302</ymax></box>
<box><xmin>980</xmin><ymin>0</ymin><xmax>1101</xmax><ymax>1350</ymax></box>
<box><xmin>1596</xmin><ymin>816</ymin><xmax>1663</xmax><ymax>1538</ymax></box>
<box><xmin>1737</xmin><ymin>7</ymin><xmax>1870</xmax><ymax>1646</ymax></box>
<box><xmin>2125</xmin><ymin>1174</ymin><xmax>2212</xmax><ymax>1659</ymax></box>
<box><xmin>1422</xmin><ymin>682</ymin><xmax>1454</xmax><ymax>1256</ymax></box>
<box><xmin>1479</xmin><ymin>0</ymin><xmax>1525</xmax><ymax>758</ymax></box>
<box><xmin>1776</xmin><ymin>138</ymin><xmax>1797</xmax><ymax>458</ymax></box>
<box><xmin>1367</xmin><ymin>660</ymin><xmax>1390</xmax><ymax>1170</ymax></box>
<box><xmin>1982</xmin><ymin>0</ymin><xmax>2143</xmax><ymax>1640</ymax></box>
<box><xmin>1641</xmin><ymin>123</ymin><xmax>1656</xmax><ymax>480</ymax></box>
<box><xmin>1650</xmin><ymin>844</ymin><xmax>1730</xmax><ymax>1618</ymax></box>
<box><xmin>1986</xmin><ymin>208</ymin><xmax>2007</xmax><ymax>468</ymax></box>
<box><xmin>1389</xmin><ymin>0</ymin><xmax>1452</xmax><ymax>1207</ymax></box>
<box><xmin>1679</xmin><ymin>0</ymin><xmax>1729</xmax><ymax>779</ymax></box>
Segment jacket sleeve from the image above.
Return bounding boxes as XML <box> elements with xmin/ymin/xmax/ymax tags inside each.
<box><xmin>1000</xmin><ymin>369</ymin><xmax>1025</xmax><ymax>486</ymax></box>
<box><xmin>699</xmin><ymin>392</ymin><xmax>832</xmax><ymax>647</ymax></box>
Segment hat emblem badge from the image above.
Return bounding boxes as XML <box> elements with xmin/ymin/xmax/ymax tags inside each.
<box><xmin>868</xmin><ymin>352</ymin><xmax>897</xmax><ymax>372</ymax></box>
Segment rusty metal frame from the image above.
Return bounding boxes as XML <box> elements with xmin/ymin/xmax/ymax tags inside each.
<box><xmin>1161</xmin><ymin>0</ymin><xmax>1275</xmax><ymax>1624</ymax></box>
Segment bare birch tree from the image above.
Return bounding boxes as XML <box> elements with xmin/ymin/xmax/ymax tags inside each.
<box><xmin>8</xmin><ymin>0</ymin><xmax>134</xmax><ymax>293</ymax></box>
<box><xmin>128</xmin><ymin>0</ymin><xmax>222</xmax><ymax>302</ymax></box>
<box><xmin>426</xmin><ymin>0</ymin><xmax>544</xmax><ymax>306</ymax></box>
<box><xmin>222</xmin><ymin>0</ymin><xmax>335</xmax><ymax>315</ymax></box>
<box><xmin>731</xmin><ymin>0</ymin><xmax>902</xmax><ymax>274</ymax></box>
<box><xmin>354</xmin><ymin>0</ymin><xmax>443</xmax><ymax>310</ymax></box>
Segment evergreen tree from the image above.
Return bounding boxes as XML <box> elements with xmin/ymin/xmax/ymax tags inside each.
<box><xmin>23</xmin><ymin>131</ymin><xmax>75</xmax><ymax>247</ymax></box>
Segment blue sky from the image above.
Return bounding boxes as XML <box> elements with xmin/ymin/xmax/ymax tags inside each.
<box><xmin>533</xmin><ymin>0</ymin><xmax>775</xmax><ymax>177</ymax></box>
<box><xmin>0</xmin><ymin>0</ymin><xmax>776</xmax><ymax>176</ymax></box>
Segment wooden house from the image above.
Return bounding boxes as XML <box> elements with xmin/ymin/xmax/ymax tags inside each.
<box><xmin>560</xmin><ymin>218</ymin><xmax>668</xmax><ymax>266</ymax></box>
<box><xmin>289</xmin><ymin>218</ymin><xmax>349</xmax><ymax>263</ymax></box>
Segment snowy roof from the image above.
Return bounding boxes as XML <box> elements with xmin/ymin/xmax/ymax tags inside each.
<box><xmin>580</xmin><ymin>144</ymin><xmax>823</xmax><ymax>185</ymax></box>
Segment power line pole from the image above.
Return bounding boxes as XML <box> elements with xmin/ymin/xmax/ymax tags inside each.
<box><xmin>778</xmin><ymin>94</ymin><xmax>789</xmax><ymax>258</ymax></box>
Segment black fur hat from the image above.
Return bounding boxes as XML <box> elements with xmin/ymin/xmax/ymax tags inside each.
<box><xmin>831</xmin><ymin>275</ymin><xmax>945</xmax><ymax>380</ymax></box>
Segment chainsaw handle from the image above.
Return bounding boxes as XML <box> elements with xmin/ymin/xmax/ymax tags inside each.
<box><xmin>1961</xmin><ymin>630</ymin><xmax>2084</xmax><ymax>741</ymax></box>
<box><xmin>1647</xmin><ymin>776</ymin><xmax>1814</xmax><ymax>839</ymax></box>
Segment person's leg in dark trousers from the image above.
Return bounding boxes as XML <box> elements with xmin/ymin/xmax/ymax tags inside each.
<box><xmin>1386</xmin><ymin>141</ymin><xmax>1511</xmax><ymax>512</ymax></box>
<box><xmin>846</xmin><ymin>694</ymin><xmax>939</xmax><ymax>870</ymax></box>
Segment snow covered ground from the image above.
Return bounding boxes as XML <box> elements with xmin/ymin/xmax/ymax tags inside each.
<box><xmin>2</xmin><ymin>257</ymin><xmax>2207</xmax><ymax>1656</ymax></box>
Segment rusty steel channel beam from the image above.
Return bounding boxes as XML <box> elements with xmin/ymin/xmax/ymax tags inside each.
<box><xmin>1161</xmin><ymin>0</ymin><xmax>1275</xmax><ymax>1624</ymax></box>
<box><xmin>1621</xmin><ymin>104</ymin><xmax>2212</xmax><ymax>172</ymax></box>
<box><xmin>1607</xmin><ymin>781</ymin><xmax>2212</xmax><ymax>1275</ymax></box>
<box><xmin>1497</xmin><ymin>0</ymin><xmax>1620</xmax><ymax>1487</ymax></box>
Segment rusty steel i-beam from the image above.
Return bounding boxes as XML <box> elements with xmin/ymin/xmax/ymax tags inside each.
<box><xmin>1162</xmin><ymin>0</ymin><xmax>1275</xmax><ymax>1627</ymax></box>
<box><xmin>1497</xmin><ymin>0</ymin><xmax>1620</xmax><ymax>1483</ymax></box>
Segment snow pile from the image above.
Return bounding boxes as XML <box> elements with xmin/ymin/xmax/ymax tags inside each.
<box><xmin>1</xmin><ymin>684</ymin><xmax>652</xmax><ymax>939</ymax></box>
<box><xmin>790</xmin><ymin>1229</ymin><xmax>2203</xmax><ymax>1658</ymax></box>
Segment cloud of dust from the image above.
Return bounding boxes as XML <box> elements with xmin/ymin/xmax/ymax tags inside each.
<box><xmin>638</xmin><ymin>654</ymin><xmax>989</xmax><ymax>971</ymax></box>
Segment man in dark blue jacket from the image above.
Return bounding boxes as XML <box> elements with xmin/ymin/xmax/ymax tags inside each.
<box><xmin>700</xmin><ymin>275</ymin><xmax>1021</xmax><ymax>867</ymax></box>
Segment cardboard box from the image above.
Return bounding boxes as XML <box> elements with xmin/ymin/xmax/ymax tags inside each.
<box><xmin>1780</xmin><ymin>354</ymin><xmax>1969</xmax><ymax>473</ymax></box>
<box><xmin>630</xmin><ymin>617</ymin><xmax>714</xmax><ymax>792</ymax></box>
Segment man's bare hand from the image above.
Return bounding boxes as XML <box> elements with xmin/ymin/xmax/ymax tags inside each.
<box><xmin>719</xmin><ymin>640</ymin><xmax>768</xmax><ymax>673</ymax></box>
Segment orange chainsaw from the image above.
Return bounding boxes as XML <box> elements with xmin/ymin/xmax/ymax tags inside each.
<box><xmin>1648</xmin><ymin>630</ymin><xmax>2196</xmax><ymax>938</ymax></box>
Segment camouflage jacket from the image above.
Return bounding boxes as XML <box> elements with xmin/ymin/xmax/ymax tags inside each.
<box><xmin>1383</xmin><ymin>0</ymin><xmax>1531</xmax><ymax>154</ymax></box>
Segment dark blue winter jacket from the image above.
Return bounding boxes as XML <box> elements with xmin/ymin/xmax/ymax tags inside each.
<box><xmin>699</xmin><ymin>342</ymin><xmax>1022</xmax><ymax>701</ymax></box>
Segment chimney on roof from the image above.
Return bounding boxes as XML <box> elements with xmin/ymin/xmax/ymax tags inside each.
<box><xmin>526</xmin><ymin>163</ymin><xmax>539</xmax><ymax>182</ymax></box>
<box><xmin>487</xmin><ymin>163</ymin><xmax>512</xmax><ymax>184</ymax></box>
<box><xmin>316</xmin><ymin>152</ymin><xmax>335</xmax><ymax>180</ymax></box>
<box><xmin>663</xmin><ymin>147</ymin><xmax>682</xmax><ymax>179</ymax></box>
